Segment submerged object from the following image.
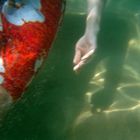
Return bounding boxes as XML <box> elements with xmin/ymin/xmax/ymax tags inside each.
<box><xmin>0</xmin><ymin>0</ymin><xmax>64</xmax><ymax>103</ymax></box>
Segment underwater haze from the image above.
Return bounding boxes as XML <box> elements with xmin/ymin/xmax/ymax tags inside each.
<box><xmin>1</xmin><ymin>0</ymin><xmax>140</xmax><ymax>140</ymax></box>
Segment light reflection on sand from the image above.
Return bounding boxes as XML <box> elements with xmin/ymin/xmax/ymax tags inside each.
<box><xmin>74</xmin><ymin>16</ymin><xmax>140</xmax><ymax>130</ymax></box>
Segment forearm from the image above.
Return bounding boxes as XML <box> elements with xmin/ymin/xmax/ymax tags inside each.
<box><xmin>73</xmin><ymin>0</ymin><xmax>105</xmax><ymax>70</ymax></box>
<box><xmin>85</xmin><ymin>0</ymin><xmax>104</xmax><ymax>40</ymax></box>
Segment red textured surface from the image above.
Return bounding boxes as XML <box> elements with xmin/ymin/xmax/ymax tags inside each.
<box><xmin>0</xmin><ymin>0</ymin><xmax>63</xmax><ymax>100</ymax></box>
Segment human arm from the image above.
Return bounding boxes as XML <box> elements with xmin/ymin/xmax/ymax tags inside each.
<box><xmin>73</xmin><ymin>0</ymin><xmax>105</xmax><ymax>72</ymax></box>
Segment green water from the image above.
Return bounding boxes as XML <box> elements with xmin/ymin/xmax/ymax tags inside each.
<box><xmin>1</xmin><ymin>0</ymin><xmax>140</xmax><ymax>139</ymax></box>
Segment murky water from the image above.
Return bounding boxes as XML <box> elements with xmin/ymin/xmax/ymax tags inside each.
<box><xmin>0</xmin><ymin>0</ymin><xmax>140</xmax><ymax>139</ymax></box>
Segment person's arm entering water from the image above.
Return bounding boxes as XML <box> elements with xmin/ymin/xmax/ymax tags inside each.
<box><xmin>73</xmin><ymin>0</ymin><xmax>105</xmax><ymax>72</ymax></box>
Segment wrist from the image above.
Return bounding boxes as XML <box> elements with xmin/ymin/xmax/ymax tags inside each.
<box><xmin>84</xmin><ymin>31</ymin><xmax>97</xmax><ymax>43</ymax></box>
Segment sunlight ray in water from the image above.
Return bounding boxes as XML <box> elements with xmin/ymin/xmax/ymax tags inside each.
<box><xmin>123</xmin><ymin>65</ymin><xmax>140</xmax><ymax>81</ymax></box>
<box><xmin>73</xmin><ymin>101</ymin><xmax>140</xmax><ymax>129</ymax></box>
<box><xmin>94</xmin><ymin>70</ymin><xmax>106</xmax><ymax>78</ymax></box>
<box><xmin>117</xmin><ymin>83</ymin><xmax>140</xmax><ymax>91</ymax></box>
<box><xmin>105</xmin><ymin>103</ymin><xmax>140</xmax><ymax>114</ymax></box>
<box><xmin>89</xmin><ymin>60</ymin><xmax>106</xmax><ymax>87</ymax></box>
<box><xmin>119</xmin><ymin>91</ymin><xmax>140</xmax><ymax>103</ymax></box>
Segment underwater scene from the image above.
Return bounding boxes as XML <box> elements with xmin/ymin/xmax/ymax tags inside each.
<box><xmin>0</xmin><ymin>0</ymin><xmax>140</xmax><ymax>139</ymax></box>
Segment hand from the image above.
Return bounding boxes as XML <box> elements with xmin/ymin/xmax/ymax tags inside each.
<box><xmin>73</xmin><ymin>35</ymin><xmax>96</xmax><ymax>72</ymax></box>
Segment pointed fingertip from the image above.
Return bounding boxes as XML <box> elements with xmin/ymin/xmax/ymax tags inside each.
<box><xmin>73</xmin><ymin>50</ymin><xmax>82</xmax><ymax>65</ymax></box>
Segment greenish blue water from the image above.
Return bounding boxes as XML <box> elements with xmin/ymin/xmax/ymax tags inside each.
<box><xmin>0</xmin><ymin>0</ymin><xmax>140</xmax><ymax>139</ymax></box>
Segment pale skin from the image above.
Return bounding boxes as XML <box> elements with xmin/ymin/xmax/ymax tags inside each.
<box><xmin>73</xmin><ymin>0</ymin><xmax>104</xmax><ymax>72</ymax></box>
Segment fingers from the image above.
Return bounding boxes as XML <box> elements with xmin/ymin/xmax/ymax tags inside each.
<box><xmin>73</xmin><ymin>49</ymin><xmax>94</xmax><ymax>72</ymax></box>
<box><xmin>73</xmin><ymin>59</ymin><xmax>85</xmax><ymax>72</ymax></box>
<box><xmin>73</xmin><ymin>49</ymin><xmax>82</xmax><ymax>65</ymax></box>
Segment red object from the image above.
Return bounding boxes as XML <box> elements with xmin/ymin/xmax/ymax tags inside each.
<box><xmin>0</xmin><ymin>0</ymin><xmax>64</xmax><ymax>100</ymax></box>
